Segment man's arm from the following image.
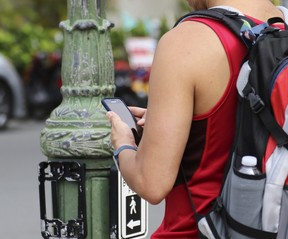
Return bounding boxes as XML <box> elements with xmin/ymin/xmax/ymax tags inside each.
<box><xmin>109</xmin><ymin>20</ymin><xmax>230</xmax><ymax>204</ymax></box>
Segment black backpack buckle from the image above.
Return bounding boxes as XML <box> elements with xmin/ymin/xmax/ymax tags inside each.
<box><xmin>248</xmin><ymin>92</ymin><xmax>265</xmax><ymax>114</ymax></box>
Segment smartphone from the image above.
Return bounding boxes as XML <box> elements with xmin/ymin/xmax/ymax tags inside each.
<box><xmin>101</xmin><ymin>97</ymin><xmax>143</xmax><ymax>145</ymax></box>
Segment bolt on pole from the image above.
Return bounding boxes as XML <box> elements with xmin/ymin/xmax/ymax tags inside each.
<box><xmin>40</xmin><ymin>0</ymin><xmax>115</xmax><ymax>238</ymax></box>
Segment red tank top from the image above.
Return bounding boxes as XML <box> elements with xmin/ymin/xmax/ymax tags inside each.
<box><xmin>152</xmin><ymin>18</ymin><xmax>247</xmax><ymax>239</ymax></box>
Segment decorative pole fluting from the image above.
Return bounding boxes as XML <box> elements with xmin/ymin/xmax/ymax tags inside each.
<box><xmin>39</xmin><ymin>0</ymin><xmax>115</xmax><ymax>238</ymax></box>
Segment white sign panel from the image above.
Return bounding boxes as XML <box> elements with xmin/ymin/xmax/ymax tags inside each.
<box><xmin>125</xmin><ymin>37</ymin><xmax>157</xmax><ymax>69</ymax></box>
<box><xmin>118</xmin><ymin>171</ymin><xmax>148</xmax><ymax>239</ymax></box>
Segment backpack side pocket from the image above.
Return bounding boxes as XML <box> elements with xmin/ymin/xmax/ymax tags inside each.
<box><xmin>198</xmin><ymin>154</ymin><xmax>277</xmax><ymax>239</ymax></box>
<box><xmin>277</xmin><ymin>187</ymin><xmax>288</xmax><ymax>239</ymax></box>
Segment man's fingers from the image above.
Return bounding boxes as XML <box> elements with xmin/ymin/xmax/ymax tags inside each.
<box><xmin>106</xmin><ymin>111</ymin><xmax>121</xmax><ymax>123</ymax></box>
<box><xmin>137</xmin><ymin>118</ymin><xmax>145</xmax><ymax>126</ymax></box>
<box><xmin>129</xmin><ymin>106</ymin><xmax>146</xmax><ymax>126</ymax></box>
<box><xmin>129</xmin><ymin>106</ymin><xmax>146</xmax><ymax>118</ymax></box>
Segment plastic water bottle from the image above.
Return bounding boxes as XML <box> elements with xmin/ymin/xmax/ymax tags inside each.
<box><xmin>239</xmin><ymin>156</ymin><xmax>261</xmax><ymax>175</ymax></box>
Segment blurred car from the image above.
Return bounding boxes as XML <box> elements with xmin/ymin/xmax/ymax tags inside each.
<box><xmin>24</xmin><ymin>52</ymin><xmax>62</xmax><ymax>119</ymax></box>
<box><xmin>0</xmin><ymin>54</ymin><xmax>26</xmax><ymax>129</ymax></box>
<box><xmin>23</xmin><ymin>52</ymin><xmax>147</xmax><ymax>121</ymax></box>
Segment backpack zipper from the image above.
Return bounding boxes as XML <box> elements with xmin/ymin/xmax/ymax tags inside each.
<box><xmin>270</xmin><ymin>56</ymin><xmax>288</xmax><ymax>96</ymax></box>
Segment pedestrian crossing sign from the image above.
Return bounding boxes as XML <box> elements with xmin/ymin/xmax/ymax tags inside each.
<box><xmin>118</xmin><ymin>171</ymin><xmax>148</xmax><ymax>239</ymax></box>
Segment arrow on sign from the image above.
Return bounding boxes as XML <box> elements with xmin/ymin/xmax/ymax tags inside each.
<box><xmin>127</xmin><ymin>219</ymin><xmax>141</xmax><ymax>229</ymax></box>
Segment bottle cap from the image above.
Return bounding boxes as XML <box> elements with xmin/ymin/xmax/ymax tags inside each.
<box><xmin>242</xmin><ymin>156</ymin><xmax>257</xmax><ymax>167</ymax></box>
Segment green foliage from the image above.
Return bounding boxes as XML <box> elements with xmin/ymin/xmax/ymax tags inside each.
<box><xmin>0</xmin><ymin>23</ymin><xmax>63</xmax><ymax>75</ymax></box>
<box><xmin>130</xmin><ymin>21</ymin><xmax>148</xmax><ymax>37</ymax></box>
<box><xmin>0</xmin><ymin>0</ymin><xmax>65</xmax><ymax>75</ymax></box>
<box><xmin>110</xmin><ymin>15</ymin><xmax>170</xmax><ymax>61</ymax></box>
<box><xmin>178</xmin><ymin>0</ymin><xmax>192</xmax><ymax>12</ymax></box>
<box><xmin>158</xmin><ymin>17</ymin><xmax>170</xmax><ymax>39</ymax></box>
<box><xmin>0</xmin><ymin>0</ymin><xmax>176</xmax><ymax>74</ymax></box>
<box><xmin>110</xmin><ymin>28</ymin><xmax>128</xmax><ymax>61</ymax></box>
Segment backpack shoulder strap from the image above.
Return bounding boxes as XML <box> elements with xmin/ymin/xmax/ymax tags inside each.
<box><xmin>174</xmin><ymin>8</ymin><xmax>256</xmax><ymax>42</ymax></box>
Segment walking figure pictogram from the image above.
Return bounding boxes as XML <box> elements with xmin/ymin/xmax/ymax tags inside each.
<box><xmin>130</xmin><ymin>196</ymin><xmax>137</xmax><ymax>214</ymax></box>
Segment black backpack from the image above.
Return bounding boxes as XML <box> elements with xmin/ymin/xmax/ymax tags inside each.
<box><xmin>175</xmin><ymin>8</ymin><xmax>288</xmax><ymax>239</ymax></box>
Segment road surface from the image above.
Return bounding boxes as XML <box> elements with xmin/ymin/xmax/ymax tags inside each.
<box><xmin>0</xmin><ymin>119</ymin><xmax>164</xmax><ymax>238</ymax></box>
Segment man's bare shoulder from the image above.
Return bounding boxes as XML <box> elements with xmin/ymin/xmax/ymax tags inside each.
<box><xmin>151</xmin><ymin>19</ymin><xmax>230</xmax><ymax>115</ymax></box>
<box><xmin>154</xmin><ymin>20</ymin><xmax>225</xmax><ymax>80</ymax></box>
<box><xmin>160</xmin><ymin>20</ymin><xmax>222</xmax><ymax>53</ymax></box>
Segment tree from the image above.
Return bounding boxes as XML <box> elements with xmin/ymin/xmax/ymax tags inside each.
<box><xmin>0</xmin><ymin>0</ymin><xmax>67</xmax><ymax>28</ymax></box>
<box><xmin>0</xmin><ymin>0</ymin><xmax>66</xmax><ymax>74</ymax></box>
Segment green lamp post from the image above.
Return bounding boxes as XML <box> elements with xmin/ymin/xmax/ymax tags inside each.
<box><xmin>39</xmin><ymin>0</ymin><xmax>115</xmax><ymax>238</ymax></box>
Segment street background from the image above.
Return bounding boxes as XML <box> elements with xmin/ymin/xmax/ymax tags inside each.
<box><xmin>0</xmin><ymin>1</ymin><xmax>174</xmax><ymax>238</ymax></box>
<box><xmin>1</xmin><ymin>0</ymin><xmax>287</xmax><ymax>238</ymax></box>
<box><xmin>0</xmin><ymin>120</ymin><xmax>164</xmax><ymax>238</ymax></box>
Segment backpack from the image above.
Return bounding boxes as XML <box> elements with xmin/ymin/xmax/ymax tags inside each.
<box><xmin>175</xmin><ymin>7</ymin><xmax>288</xmax><ymax>239</ymax></box>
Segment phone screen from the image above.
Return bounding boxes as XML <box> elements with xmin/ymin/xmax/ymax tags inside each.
<box><xmin>101</xmin><ymin>97</ymin><xmax>143</xmax><ymax>144</ymax></box>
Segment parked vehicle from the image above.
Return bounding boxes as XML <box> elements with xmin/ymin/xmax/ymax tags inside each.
<box><xmin>24</xmin><ymin>52</ymin><xmax>62</xmax><ymax>119</ymax></box>
<box><xmin>24</xmin><ymin>52</ymin><xmax>148</xmax><ymax>121</ymax></box>
<box><xmin>0</xmin><ymin>54</ymin><xmax>26</xmax><ymax>129</ymax></box>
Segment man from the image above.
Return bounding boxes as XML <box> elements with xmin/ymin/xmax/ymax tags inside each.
<box><xmin>107</xmin><ymin>0</ymin><xmax>285</xmax><ymax>238</ymax></box>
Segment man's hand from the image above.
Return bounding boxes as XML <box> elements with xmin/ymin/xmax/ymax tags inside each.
<box><xmin>129</xmin><ymin>107</ymin><xmax>147</xmax><ymax>127</ymax></box>
<box><xmin>106</xmin><ymin>111</ymin><xmax>136</xmax><ymax>149</ymax></box>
